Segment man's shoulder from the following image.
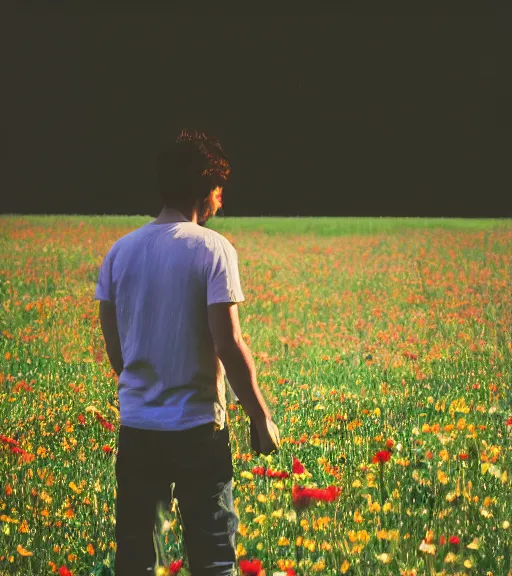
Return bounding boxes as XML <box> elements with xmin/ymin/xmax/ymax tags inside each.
<box><xmin>201</xmin><ymin>227</ymin><xmax>235</xmax><ymax>253</ymax></box>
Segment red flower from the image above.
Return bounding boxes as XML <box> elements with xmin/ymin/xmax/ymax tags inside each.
<box><xmin>385</xmin><ymin>438</ymin><xmax>394</xmax><ymax>449</ymax></box>
<box><xmin>292</xmin><ymin>485</ymin><xmax>341</xmax><ymax>509</ymax></box>
<box><xmin>77</xmin><ymin>414</ymin><xmax>86</xmax><ymax>425</ymax></box>
<box><xmin>506</xmin><ymin>416</ymin><xmax>512</xmax><ymax>426</ymax></box>
<box><xmin>458</xmin><ymin>453</ymin><xmax>468</xmax><ymax>460</ymax></box>
<box><xmin>265</xmin><ymin>468</ymin><xmax>289</xmax><ymax>479</ymax></box>
<box><xmin>102</xmin><ymin>445</ymin><xmax>113</xmax><ymax>454</ymax></box>
<box><xmin>449</xmin><ymin>535</ymin><xmax>460</xmax><ymax>545</ymax></box>
<box><xmin>59</xmin><ymin>567</ymin><xmax>72</xmax><ymax>576</ymax></box>
<box><xmin>372</xmin><ymin>450</ymin><xmax>391</xmax><ymax>464</ymax></box>
<box><xmin>439</xmin><ymin>535</ymin><xmax>447</xmax><ymax>545</ymax></box>
<box><xmin>169</xmin><ymin>559</ymin><xmax>183</xmax><ymax>574</ymax></box>
<box><xmin>0</xmin><ymin>435</ymin><xmax>19</xmax><ymax>447</ymax></box>
<box><xmin>95</xmin><ymin>412</ymin><xmax>115</xmax><ymax>432</ymax></box>
<box><xmin>252</xmin><ymin>466</ymin><xmax>265</xmax><ymax>476</ymax></box>
<box><xmin>240</xmin><ymin>558</ymin><xmax>264</xmax><ymax>576</ymax></box>
<box><xmin>292</xmin><ymin>457</ymin><xmax>305</xmax><ymax>474</ymax></box>
<box><xmin>286</xmin><ymin>571</ymin><xmax>296</xmax><ymax>576</ymax></box>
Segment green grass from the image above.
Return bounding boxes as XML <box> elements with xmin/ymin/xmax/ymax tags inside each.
<box><xmin>0</xmin><ymin>215</ymin><xmax>511</xmax><ymax>576</ymax></box>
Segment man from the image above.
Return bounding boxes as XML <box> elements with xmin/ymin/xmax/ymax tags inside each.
<box><xmin>95</xmin><ymin>129</ymin><xmax>280</xmax><ymax>576</ymax></box>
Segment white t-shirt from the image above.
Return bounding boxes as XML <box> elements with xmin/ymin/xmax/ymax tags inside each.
<box><xmin>94</xmin><ymin>221</ymin><xmax>245</xmax><ymax>431</ymax></box>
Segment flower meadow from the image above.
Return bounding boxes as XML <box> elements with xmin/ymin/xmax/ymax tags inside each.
<box><xmin>0</xmin><ymin>215</ymin><xmax>511</xmax><ymax>576</ymax></box>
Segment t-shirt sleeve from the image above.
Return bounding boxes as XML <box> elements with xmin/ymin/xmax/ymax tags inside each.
<box><xmin>94</xmin><ymin>249</ymin><xmax>115</xmax><ymax>302</ymax></box>
<box><xmin>204</xmin><ymin>236</ymin><xmax>245</xmax><ymax>306</ymax></box>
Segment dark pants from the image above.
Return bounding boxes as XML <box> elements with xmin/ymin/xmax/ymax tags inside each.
<box><xmin>114</xmin><ymin>422</ymin><xmax>238</xmax><ymax>576</ymax></box>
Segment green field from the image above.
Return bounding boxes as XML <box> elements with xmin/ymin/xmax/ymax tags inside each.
<box><xmin>0</xmin><ymin>216</ymin><xmax>511</xmax><ymax>576</ymax></box>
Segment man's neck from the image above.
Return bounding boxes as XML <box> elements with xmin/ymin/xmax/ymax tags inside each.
<box><xmin>153</xmin><ymin>207</ymin><xmax>197</xmax><ymax>224</ymax></box>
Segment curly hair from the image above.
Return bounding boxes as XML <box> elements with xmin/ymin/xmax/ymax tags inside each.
<box><xmin>157</xmin><ymin>129</ymin><xmax>231</xmax><ymax>210</ymax></box>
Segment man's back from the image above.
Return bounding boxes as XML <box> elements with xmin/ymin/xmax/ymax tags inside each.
<box><xmin>94</xmin><ymin>221</ymin><xmax>245</xmax><ymax>431</ymax></box>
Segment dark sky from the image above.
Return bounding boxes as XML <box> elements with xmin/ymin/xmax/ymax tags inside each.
<box><xmin>2</xmin><ymin>3</ymin><xmax>504</xmax><ymax>218</ymax></box>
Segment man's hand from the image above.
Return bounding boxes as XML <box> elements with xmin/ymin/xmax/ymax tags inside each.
<box><xmin>250</xmin><ymin>417</ymin><xmax>280</xmax><ymax>455</ymax></box>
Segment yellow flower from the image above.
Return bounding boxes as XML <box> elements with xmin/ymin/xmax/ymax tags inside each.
<box><xmin>341</xmin><ymin>559</ymin><xmax>350</xmax><ymax>573</ymax></box>
<box><xmin>347</xmin><ymin>530</ymin><xmax>357</xmax><ymax>542</ymax></box>
<box><xmin>274</xmin><ymin>481</ymin><xmax>285</xmax><ymax>490</ymax></box>
<box><xmin>253</xmin><ymin>514</ymin><xmax>266</xmax><ymax>525</ymax></box>
<box><xmin>357</xmin><ymin>530</ymin><xmax>371</xmax><ymax>543</ymax></box>
<box><xmin>241</xmin><ymin>471</ymin><xmax>253</xmax><ymax>480</ymax></box>
<box><xmin>278</xmin><ymin>536</ymin><xmax>290</xmax><ymax>546</ymax></box>
<box><xmin>366</xmin><ymin>473</ymin><xmax>377</xmax><ymax>488</ymax></box>
<box><xmin>503</xmin><ymin>521</ymin><xmax>510</xmax><ymax>529</ymax></box>
<box><xmin>376</xmin><ymin>553</ymin><xmax>392</xmax><ymax>564</ymax></box>
<box><xmin>419</xmin><ymin>540</ymin><xmax>436</xmax><ymax>555</ymax></box>
<box><xmin>256</xmin><ymin>494</ymin><xmax>267</xmax><ymax>503</ymax></box>
<box><xmin>18</xmin><ymin>519</ymin><xmax>29</xmax><ymax>534</ymax></box>
<box><xmin>156</xmin><ymin>567</ymin><xmax>167</xmax><ymax>576</ymax></box>
<box><xmin>467</xmin><ymin>537</ymin><xmax>480</xmax><ymax>550</ymax></box>
<box><xmin>444</xmin><ymin>552</ymin><xmax>457</xmax><ymax>563</ymax></box>
<box><xmin>320</xmin><ymin>541</ymin><xmax>332</xmax><ymax>551</ymax></box>
<box><xmin>383</xmin><ymin>502</ymin><xmax>393</xmax><ymax>513</ymax></box>
<box><xmin>271</xmin><ymin>508</ymin><xmax>283</xmax><ymax>518</ymax></box>
<box><xmin>238</xmin><ymin>523</ymin><xmax>248</xmax><ymax>537</ymax></box>
<box><xmin>352</xmin><ymin>479</ymin><xmax>362</xmax><ymax>488</ymax></box>
<box><xmin>439</xmin><ymin>449</ymin><xmax>449</xmax><ymax>461</ymax></box>
<box><xmin>236</xmin><ymin>543</ymin><xmax>246</xmax><ymax>557</ymax></box>
<box><xmin>437</xmin><ymin>470</ymin><xmax>449</xmax><ymax>484</ymax></box>
<box><xmin>464</xmin><ymin>559</ymin><xmax>473</xmax><ymax>568</ymax></box>
<box><xmin>304</xmin><ymin>538</ymin><xmax>316</xmax><ymax>552</ymax></box>
<box><xmin>256</xmin><ymin>542</ymin><xmax>264</xmax><ymax>551</ymax></box>
<box><xmin>17</xmin><ymin>545</ymin><xmax>33</xmax><ymax>556</ymax></box>
<box><xmin>277</xmin><ymin>559</ymin><xmax>296</xmax><ymax>571</ymax></box>
<box><xmin>353</xmin><ymin>509</ymin><xmax>363</xmax><ymax>523</ymax></box>
<box><xmin>311</xmin><ymin>558</ymin><xmax>325</xmax><ymax>571</ymax></box>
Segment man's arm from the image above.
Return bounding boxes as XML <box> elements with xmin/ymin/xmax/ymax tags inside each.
<box><xmin>99</xmin><ymin>300</ymin><xmax>124</xmax><ymax>377</ymax></box>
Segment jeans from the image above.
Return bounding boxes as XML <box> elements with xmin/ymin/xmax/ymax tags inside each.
<box><xmin>114</xmin><ymin>422</ymin><xmax>239</xmax><ymax>576</ymax></box>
